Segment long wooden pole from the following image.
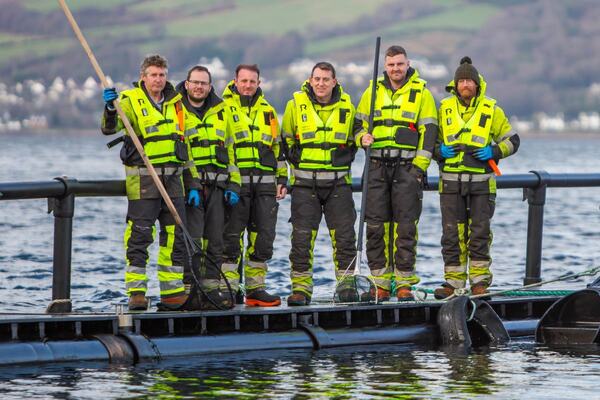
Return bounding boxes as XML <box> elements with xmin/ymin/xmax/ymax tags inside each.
<box><xmin>58</xmin><ymin>0</ymin><xmax>184</xmax><ymax>226</ymax></box>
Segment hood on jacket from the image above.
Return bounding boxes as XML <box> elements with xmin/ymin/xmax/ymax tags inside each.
<box><xmin>175</xmin><ymin>79</ymin><xmax>223</xmax><ymax>118</ymax></box>
<box><xmin>380</xmin><ymin>67</ymin><xmax>418</xmax><ymax>91</ymax></box>
<box><xmin>300</xmin><ymin>79</ymin><xmax>343</xmax><ymax>106</ymax></box>
<box><xmin>223</xmin><ymin>80</ymin><xmax>264</xmax><ymax>108</ymax></box>
<box><xmin>133</xmin><ymin>80</ymin><xmax>179</xmax><ymax>103</ymax></box>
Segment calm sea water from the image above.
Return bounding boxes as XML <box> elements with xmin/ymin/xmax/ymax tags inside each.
<box><xmin>0</xmin><ymin>131</ymin><xmax>599</xmax><ymax>398</ymax></box>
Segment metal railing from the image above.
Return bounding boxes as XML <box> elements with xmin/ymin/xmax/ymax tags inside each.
<box><xmin>2</xmin><ymin>171</ymin><xmax>600</xmax><ymax>313</ymax></box>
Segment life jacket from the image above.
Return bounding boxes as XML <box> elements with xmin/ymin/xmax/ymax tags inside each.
<box><xmin>184</xmin><ymin>101</ymin><xmax>229</xmax><ymax>169</ymax></box>
<box><xmin>223</xmin><ymin>82</ymin><xmax>278</xmax><ymax>172</ymax></box>
<box><xmin>293</xmin><ymin>90</ymin><xmax>353</xmax><ymax>171</ymax></box>
<box><xmin>120</xmin><ymin>84</ymin><xmax>185</xmax><ymax>165</ymax></box>
<box><xmin>370</xmin><ymin>74</ymin><xmax>426</xmax><ymax>150</ymax></box>
<box><xmin>440</xmin><ymin>95</ymin><xmax>496</xmax><ymax>174</ymax></box>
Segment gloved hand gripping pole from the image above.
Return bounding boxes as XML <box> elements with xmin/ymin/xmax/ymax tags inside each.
<box><xmin>57</xmin><ymin>0</ymin><xmax>234</xmax><ymax>309</ymax></box>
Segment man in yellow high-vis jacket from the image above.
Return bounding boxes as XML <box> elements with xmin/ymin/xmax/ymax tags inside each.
<box><xmin>176</xmin><ymin>65</ymin><xmax>242</xmax><ymax>309</ymax></box>
<box><xmin>282</xmin><ymin>62</ymin><xmax>358</xmax><ymax>306</ymax></box>
<box><xmin>356</xmin><ymin>46</ymin><xmax>438</xmax><ymax>301</ymax></box>
<box><xmin>101</xmin><ymin>54</ymin><xmax>194</xmax><ymax>311</ymax></box>
<box><xmin>434</xmin><ymin>57</ymin><xmax>519</xmax><ymax>299</ymax></box>
<box><xmin>221</xmin><ymin>64</ymin><xmax>287</xmax><ymax>307</ymax></box>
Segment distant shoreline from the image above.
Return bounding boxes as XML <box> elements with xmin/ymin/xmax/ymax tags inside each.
<box><xmin>520</xmin><ymin>131</ymin><xmax>600</xmax><ymax>139</ymax></box>
<box><xmin>9</xmin><ymin>128</ymin><xmax>600</xmax><ymax>139</ymax></box>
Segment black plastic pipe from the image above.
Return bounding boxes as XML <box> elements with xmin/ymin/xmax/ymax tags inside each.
<box><xmin>524</xmin><ymin>171</ymin><xmax>549</xmax><ymax>285</ymax></box>
<box><xmin>0</xmin><ymin>318</ymin><xmax>540</xmax><ymax>366</ymax></box>
<box><xmin>0</xmin><ymin>340</ymin><xmax>110</xmax><ymax>365</ymax></box>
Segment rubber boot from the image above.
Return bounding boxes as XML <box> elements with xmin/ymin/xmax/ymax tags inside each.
<box><xmin>245</xmin><ymin>289</ymin><xmax>281</xmax><ymax>307</ymax></box>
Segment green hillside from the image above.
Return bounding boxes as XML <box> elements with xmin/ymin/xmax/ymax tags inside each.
<box><xmin>1</xmin><ymin>0</ymin><xmax>502</xmax><ymax>81</ymax></box>
<box><xmin>2</xmin><ymin>0</ymin><xmax>599</xmax><ymax>120</ymax></box>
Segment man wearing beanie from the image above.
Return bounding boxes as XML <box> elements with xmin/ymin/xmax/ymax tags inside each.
<box><xmin>434</xmin><ymin>56</ymin><xmax>520</xmax><ymax>299</ymax></box>
<box><xmin>356</xmin><ymin>45</ymin><xmax>438</xmax><ymax>302</ymax></box>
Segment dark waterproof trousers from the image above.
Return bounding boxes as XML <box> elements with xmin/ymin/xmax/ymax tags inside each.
<box><xmin>439</xmin><ymin>176</ymin><xmax>495</xmax><ymax>289</ymax></box>
<box><xmin>222</xmin><ymin>180</ymin><xmax>279</xmax><ymax>292</ymax></box>
<box><xmin>184</xmin><ymin>185</ymin><xmax>226</xmax><ymax>291</ymax></box>
<box><xmin>365</xmin><ymin>159</ymin><xmax>423</xmax><ymax>290</ymax></box>
<box><xmin>289</xmin><ymin>181</ymin><xmax>357</xmax><ymax>298</ymax></box>
<box><xmin>124</xmin><ymin>197</ymin><xmax>187</xmax><ymax>298</ymax></box>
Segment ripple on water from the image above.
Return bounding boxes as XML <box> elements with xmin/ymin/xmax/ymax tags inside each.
<box><xmin>12</xmin><ymin>285</ymin><xmax>46</xmax><ymax>291</ymax></box>
<box><xmin>90</xmin><ymin>289</ymin><xmax>124</xmax><ymax>301</ymax></box>
<box><xmin>13</xmin><ymin>253</ymin><xmax>52</xmax><ymax>263</ymax></box>
<box><xmin>77</xmin><ymin>235</ymin><xmax>107</xmax><ymax>242</ymax></box>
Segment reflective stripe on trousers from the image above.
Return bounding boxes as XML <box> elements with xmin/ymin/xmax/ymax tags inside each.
<box><xmin>289</xmin><ymin>185</ymin><xmax>356</xmax><ymax>297</ymax></box>
<box><xmin>124</xmin><ymin>198</ymin><xmax>187</xmax><ymax>296</ymax></box>
<box><xmin>364</xmin><ymin>161</ymin><xmax>422</xmax><ymax>289</ymax></box>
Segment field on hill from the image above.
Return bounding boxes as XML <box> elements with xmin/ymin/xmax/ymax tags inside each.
<box><xmin>2</xmin><ymin>0</ymin><xmax>600</xmax><ymax>121</ymax></box>
<box><xmin>1</xmin><ymin>0</ymin><xmax>501</xmax><ymax>80</ymax></box>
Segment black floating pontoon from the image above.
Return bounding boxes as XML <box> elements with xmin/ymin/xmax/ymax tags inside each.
<box><xmin>0</xmin><ymin>296</ymin><xmax>558</xmax><ymax>366</ymax></box>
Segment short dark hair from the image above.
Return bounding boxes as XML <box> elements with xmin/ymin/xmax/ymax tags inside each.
<box><xmin>311</xmin><ymin>61</ymin><xmax>336</xmax><ymax>78</ymax></box>
<box><xmin>385</xmin><ymin>45</ymin><xmax>408</xmax><ymax>58</ymax></box>
<box><xmin>235</xmin><ymin>64</ymin><xmax>260</xmax><ymax>79</ymax></box>
<box><xmin>186</xmin><ymin>65</ymin><xmax>212</xmax><ymax>83</ymax></box>
<box><xmin>140</xmin><ymin>54</ymin><xmax>168</xmax><ymax>75</ymax></box>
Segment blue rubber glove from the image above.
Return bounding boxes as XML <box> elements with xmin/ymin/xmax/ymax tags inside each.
<box><xmin>103</xmin><ymin>87</ymin><xmax>118</xmax><ymax>110</ymax></box>
<box><xmin>224</xmin><ymin>190</ymin><xmax>239</xmax><ymax>206</ymax></box>
<box><xmin>187</xmin><ymin>189</ymin><xmax>201</xmax><ymax>207</ymax></box>
<box><xmin>473</xmin><ymin>145</ymin><xmax>493</xmax><ymax>161</ymax></box>
<box><xmin>440</xmin><ymin>143</ymin><xmax>457</xmax><ymax>159</ymax></box>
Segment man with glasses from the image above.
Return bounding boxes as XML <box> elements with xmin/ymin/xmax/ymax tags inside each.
<box><xmin>176</xmin><ymin>65</ymin><xmax>242</xmax><ymax>308</ymax></box>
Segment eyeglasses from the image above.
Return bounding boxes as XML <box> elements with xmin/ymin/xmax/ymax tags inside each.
<box><xmin>187</xmin><ymin>80</ymin><xmax>210</xmax><ymax>87</ymax></box>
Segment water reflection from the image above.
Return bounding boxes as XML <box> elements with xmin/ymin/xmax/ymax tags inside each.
<box><xmin>439</xmin><ymin>347</ymin><xmax>496</xmax><ymax>396</ymax></box>
<box><xmin>0</xmin><ymin>342</ymin><xmax>599</xmax><ymax>398</ymax></box>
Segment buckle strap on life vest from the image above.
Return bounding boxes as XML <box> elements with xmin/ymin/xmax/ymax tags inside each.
<box><xmin>440</xmin><ymin>172</ymin><xmax>493</xmax><ymax>182</ymax></box>
<box><xmin>189</xmin><ymin>138</ymin><xmax>223</xmax><ymax>147</ymax></box>
<box><xmin>373</xmin><ymin>119</ymin><xmax>410</xmax><ymax>128</ymax></box>
<box><xmin>143</xmin><ymin>133</ymin><xmax>183</xmax><ymax>143</ymax></box>
<box><xmin>370</xmin><ymin>149</ymin><xmax>416</xmax><ymax>159</ymax></box>
<box><xmin>293</xmin><ymin>169</ymin><xmax>348</xmax><ymax>180</ymax></box>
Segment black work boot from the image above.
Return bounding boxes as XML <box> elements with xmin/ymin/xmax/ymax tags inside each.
<box><xmin>128</xmin><ymin>292</ymin><xmax>149</xmax><ymax>311</ymax></box>
<box><xmin>245</xmin><ymin>289</ymin><xmax>281</xmax><ymax>307</ymax></box>
<box><xmin>202</xmin><ymin>289</ymin><xmax>234</xmax><ymax>310</ymax></box>
<box><xmin>287</xmin><ymin>292</ymin><xmax>311</xmax><ymax>306</ymax></box>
